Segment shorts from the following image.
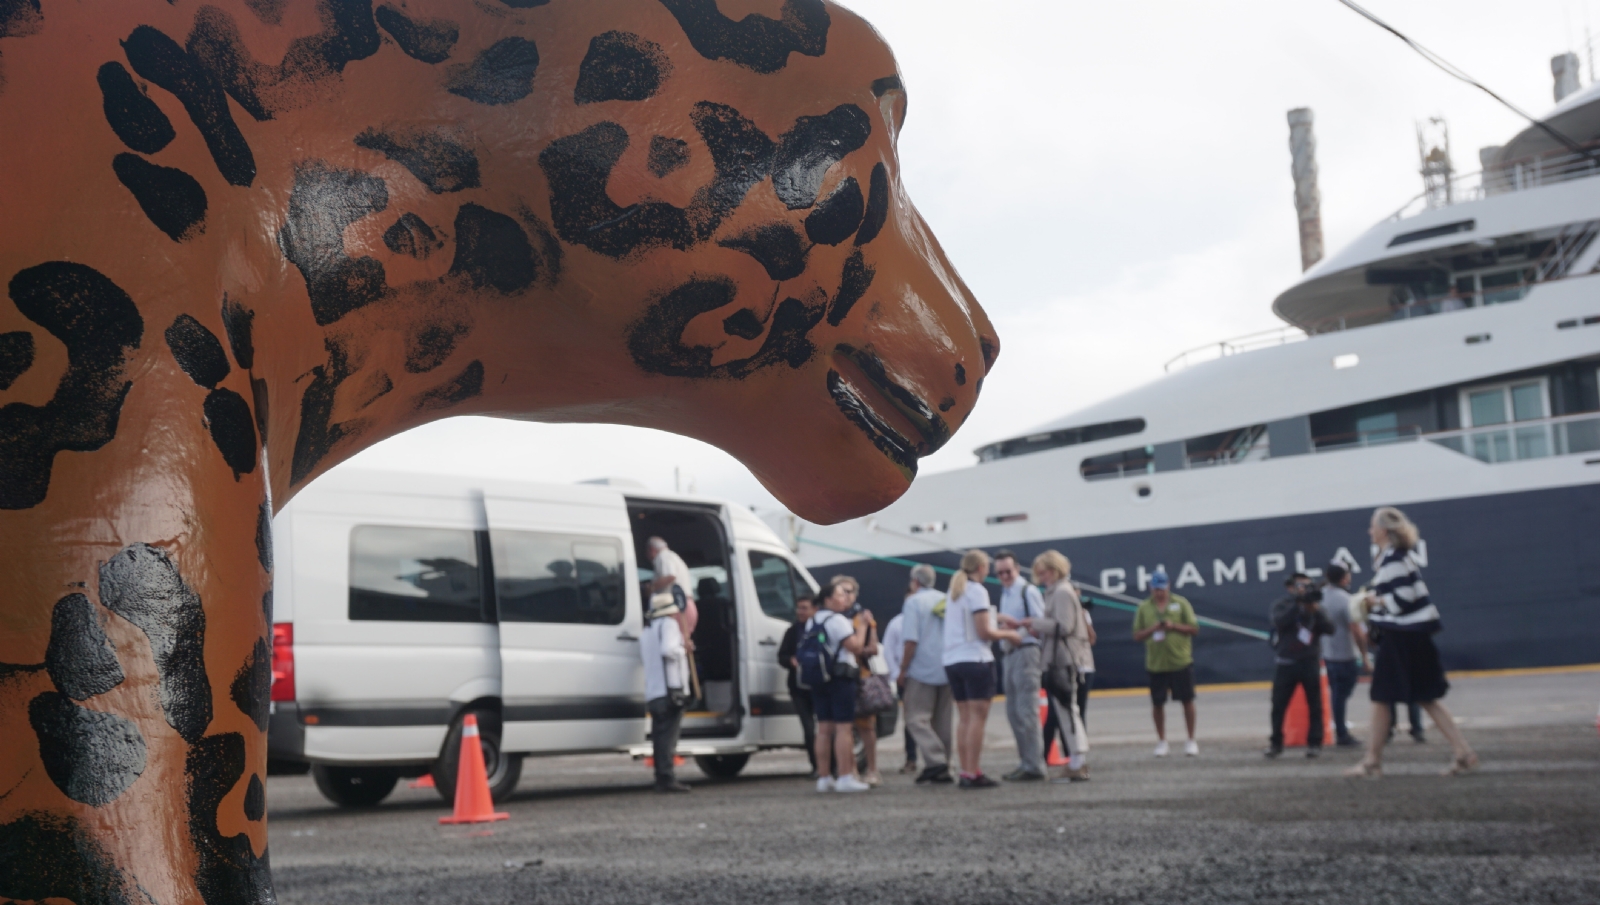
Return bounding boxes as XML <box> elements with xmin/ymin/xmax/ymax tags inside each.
<box><xmin>944</xmin><ymin>661</ymin><xmax>997</xmax><ymax>702</ymax></box>
<box><xmin>1148</xmin><ymin>665</ymin><xmax>1195</xmax><ymax>705</ymax></box>
<box><xmin>811</xmin><ymin>677</ymin><xmax>858</xmax><ymax>723</ymax></box>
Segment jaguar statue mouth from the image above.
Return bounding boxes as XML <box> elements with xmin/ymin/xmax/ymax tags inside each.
<box><xmin>826</xmin><ymin>343</ymin><xmax>952</xmax><ymax>480</ymax></box>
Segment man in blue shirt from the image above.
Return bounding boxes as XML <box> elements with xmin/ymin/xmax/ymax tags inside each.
<box><xmin>898</xmin><ymin>563</ymin><xmax>954</xmax><ymax>785</ymax></box>
<box><xmin>993</xmin><ymin>550</ymin><xmax>1047</xmax><ymax>781</ymax></box>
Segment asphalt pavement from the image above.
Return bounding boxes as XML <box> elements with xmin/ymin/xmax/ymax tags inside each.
<box><xmin>268</xmin><ymin>669</ymin><xmax>1600</xmax><ymax>905</ymax></box>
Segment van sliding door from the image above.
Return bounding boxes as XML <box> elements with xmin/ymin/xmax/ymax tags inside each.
<box><xmin>484</xmin><ymin>496</ymin><xmax>646</xmax><ymax>753</ymax></box>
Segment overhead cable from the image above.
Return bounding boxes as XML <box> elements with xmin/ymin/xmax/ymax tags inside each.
<box><xmin>1333</xmin><ymin>0</ymin><xmax>1599</xmax><ymax>163</ymax></box>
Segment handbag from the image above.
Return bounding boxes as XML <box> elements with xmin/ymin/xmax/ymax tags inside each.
<box><xmin>865</xmin><ymin>652</ymin><xmax>890</xmax><ymax>676</ymax></box>
<box><xmin>856</xmin><ymin>673</ymin><xmax>898</xmax><ymax>715</ymax></box>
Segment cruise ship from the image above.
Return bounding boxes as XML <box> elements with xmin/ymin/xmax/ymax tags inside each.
<box><xmin>780</xmin><ymin>62</ymin><xmax>1600</xmax><ymax>687</ymax></box>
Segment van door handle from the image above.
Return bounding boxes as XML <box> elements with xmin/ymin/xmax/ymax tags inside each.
<box><xmin>616</xmin><ymin>632</ymin><xmax>639</xmax><ymax>642</ymax></box>
<box><xmin>757</xmin><ymin>637</ymin><xmax>778</xmax><ymax>646</ymax></box>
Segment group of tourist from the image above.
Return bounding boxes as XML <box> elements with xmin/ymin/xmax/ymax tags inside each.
<box><xmin>637</xmin><ymin>506</ymin><xmax>1476</xmax><ymax>793</ymax></box>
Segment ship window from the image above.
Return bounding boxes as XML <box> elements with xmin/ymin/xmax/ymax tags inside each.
<box><xmin>1183</xmin><ymin>425</ymin><xmax>1266</xmax><ymax>467</ymax></box>
<box><xmin>1388</xmin><ymin>219</ymin><xmax>1475</xmax><ymax>247</ymax></box>
<box><xmin>1459</xmin><ymin>379</ymin><xmax>1550</xmax><ymax>463</ymax></box>
<box><xmin>977</xmin><ymin>418</ymin><xmax>1145</xmax><ymax>462</ymax></box>
<box><xmin>1080</xmin><ymin>446</ymin><xmax>1154</xmax><ymax>480</ymax></box>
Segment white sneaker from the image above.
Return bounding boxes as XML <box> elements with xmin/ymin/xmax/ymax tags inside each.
<box><xmin>1184</xmin><ymin>740</ymin><xmax>1199</xmax><ymax>757</ymax></box>
<box><xmin>816</xmin><ymin>776</ymin><xmax>836</xmax><ymax>793</ymax></box>
<box><xmin>833</xmin><ymin>774</ymin><xmax>872</xmax><ymax>793</ymax></box>
<box><xmin>1153</xmin><ymin>740</ymin><xmax>1170</xmax><ymax>757</ymax></box>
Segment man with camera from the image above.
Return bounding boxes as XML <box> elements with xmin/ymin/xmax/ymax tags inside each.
<box><xmin>1265</xmin><ymin>573</ymin><xmax>1335</xmax><ymax>759</ymax></box>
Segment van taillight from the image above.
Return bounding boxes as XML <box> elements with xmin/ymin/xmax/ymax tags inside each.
<box><xmin>270</xmin><ymin>623</ymin><xmax>295</xmax><ymax>703</ymax></box>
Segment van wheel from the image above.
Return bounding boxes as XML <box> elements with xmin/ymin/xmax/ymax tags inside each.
<box><xmin>693</xmin><ymin>753</ymin><xmax>750</xmax><ymax>779</ymax></box>
<box><xmin>311</xmin><ymin>765</ymin><xmax>398</xmax><ymax>808</ymax></box>
<box><xmin>432</xmin><ymin>709</ymin><xmax>523</xmax><ymax>803</ymax></box>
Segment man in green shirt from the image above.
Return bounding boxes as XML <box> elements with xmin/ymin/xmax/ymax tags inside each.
<box><xmin>1131</xmin><ymin>569</ymin><xmax>1200</xmax><ymax>757</ymax></box>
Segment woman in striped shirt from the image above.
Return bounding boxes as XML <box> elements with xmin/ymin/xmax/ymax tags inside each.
<box><xmin>1346</xmin><ymin>506</ymin><xmax>1480</xmax><ymax>777</ymax></box>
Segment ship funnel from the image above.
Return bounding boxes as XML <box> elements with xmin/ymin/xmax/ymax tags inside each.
<box><xmin>1552</xmin><ymin>52</ymin><xmax>1581</xmax><ymax>102</ymax></box>
<box><xmin>1286</xmin><ymin>108</ymin><xmax>1323</xmax><ymax>272</ymax></box>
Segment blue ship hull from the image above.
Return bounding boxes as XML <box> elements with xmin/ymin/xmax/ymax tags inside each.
<box><xmin>818</xmin><ymin>484</ymin><xmax>1600</xmax><ymax>688</ymax></box>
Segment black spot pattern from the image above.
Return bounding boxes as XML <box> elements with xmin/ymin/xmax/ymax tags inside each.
<box><xmin>203</xmin><ymin>388</ymin><xmax>258</xmax><ymax>478</ymax></box>
<box><xmin>355</xmin><ymin>126</ymin><xmax>480</xmax><ymax>194</ymax></box>
<box><xmin>804</xmin><ymin>175</ymin><xmax>863</xmax><ymax>246</ymax></box>
<box><xmin>382</xmin><ymin>212</ymin><xmax>443</xmax><ymax>259</ymax></box>
<box><xmin>499</xmin><ymin>0</ymin><xmax>549</xmax><ymax>7</ymax></box>
<box><xmin>954</xmin><ymin>362</ymin><xmax>966</xmax><ymax>386</ymax></box>
<box><xmin>112</xmin><ymin>153</ymin><xmax>207</xmax><ymax>242</ymax></box>
<box><xmin>165</xmin><ymin>313</ymin><xmax>231</xmax><ymax>389</ymax></box>
<box><xmin>0</xmin><ymin>812</ymin><xmax>140</xmax><ymax>905</ymax></box>
<box><xmin>627</xmin><ymin>277</ymin><xmax>827</xmax><ymax>379</ymax></box>
<box><xmin>0</xmin><ymin>330</ymin><xmax>33</xmax><ymax>389</ymax></box>
<box><xmin>187</xmin><ymin>0</ymin><xmax>381</xmax><ymax>122</ymax></box>
<box><xmin>374</xmin><ymin>4</ymin><xmax>457</xmax><ymax>64</ymax></box>
<box><xmin>540</xmin><ymin>102</ymin><xmax>774</xmax><ymax>258</ymax></box>
<box><xmin>187</xmin><ymin>733</ymin><xmax>273</xmax><ymax>905</ymax></box>
<box><xmin>45</xmin><ymin>594</ymin><xmax>125</xmax><ymax>702</ymax></box>
<box><xmin>827</xmin><ymin>367</ymin><xmax>916</xmax><ymax>476</ymax></box>
<box><xmin>718</xmin><ymin>222</ymin><xmax>808</xmax><ymax>281</ymax></box>
<box><xmin>121</xmin><ymin>25</ymin><xmax>256</xmax><ymax>186</ymax></box>
<box><xmin>647</xmin><ymin>135</ymin><xmax>689</xmax><ymax>178</ymax></box>
<box><xmin>290</xmin><ymin>339</ymin><xmax>355</xmax><ymax>484</ymax></box>
<box><xmin>414</xmin><ymin>359</ymin><xmax>484</xmax><ymax>412</ymax></box>
<box><xmin>278</xmin><ymin>161</ymin><xmax>391</xmax><ymax>326</ymax></box>
<box><xmin>405</xmin><ymin>321</ymin><xmax>468</xmax><ymax>373</ymax></box>
<box><xmin>449</xmin><ymin>203</ymin><xmax>539</xmax><ymax>292</ymax></box>
<box><xmin>220</xmin><ymin>297</ymin><xmax>254</xmax><ymax>370</ymax></box>
<box><xmin>856</xmin><ymin>162</ymin><xmax>889</xmax><ymax>245</ymax></box>
<box><xmin>447</xmin><ymin>36</ymin><xmax>539</xmax><ymax>105</ymax></box>
<box><xmin>230</xmin><ymin>638</ymin><xmax>271</xmax><ymax>732</ymax></box>
<box><xmin>243</xmin><ymin>0</ymin><xmax>286</xmax><ymax>26</ymax></box>
<box><xmin>657</xmin><ymin>0</ymin><xmax>829</xmax><ymax>74</ymax></box>
<box><xmin>772</xmin><ymin>104</ymin><xmax>872</xmax><ymax>209</ymax></box>
<box><xmin>243</xmin><ymin>774</ymin><xmax>266</xmax><ymax>821</ymax></box>
<box><xmin>575</xmin><ymin>31</ymin><xmax>669</xmax><ymax>105</ymax></box>
<box><xmin>28</xmin><ymin>691</ymin><xmax>147</xmax><ymax>807</ymax></box>
<box><xmin>826</xmin><ymin>249</ymin><xmax>873</xmax><ymax>327</ymax></box>
<box><xmin>98</xmin><ymin>543</ymin><xmax>213</xmax><ymax>744</ymax></box>
<box><xmin>721</xmin><ymin>308</ymin><xmax>763</xmax><ymax>339</ymax></box>
<box><xmin>256</xmin><ymin>500</ymin><xmax>272</xmax><ymax>571</ymax></box>
<box><xmin>1</xmin><ymin>0</ymin><xmax>43</xmax><ymax>40</ymax></box>
<box><xmin>542</xmin><ymin>100</ymin><xmax>868</xmax><ymax>259</ymax></box>
<box><xmin>0</xmin><ymin>263</ymin><xmax>143</xmax><ymax>510</ymax></box>
<box><xmin>871</xmin><ymin>75</ymin><xmax>902</xmax><ymax>96</ymax></box>
<box><xmin>97</xmin><ymin>61</ymin><xmax>175</xmax><ymax>154</ymax></box>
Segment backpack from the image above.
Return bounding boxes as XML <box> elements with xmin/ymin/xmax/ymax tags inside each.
<box><xmin>795</xmin><ymin>612</ymin><xmax>853</xmax><ymax>689</ymax></box>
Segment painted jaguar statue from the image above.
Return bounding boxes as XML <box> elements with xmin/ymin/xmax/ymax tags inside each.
<box><xmin>0</xmin><ymin>0</ymin><xmax>996</xmax><ymax>901</ymax></box>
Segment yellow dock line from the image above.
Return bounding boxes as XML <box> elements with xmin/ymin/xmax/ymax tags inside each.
<box><xmin>996</xmin><ymin>662</ymin><xmax>1600</xmax><ymax>702</ymax></box>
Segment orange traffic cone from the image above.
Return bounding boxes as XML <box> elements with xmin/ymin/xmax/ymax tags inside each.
<box><xmin>643</xmin><ymin>756</ymin><xmax>686</xmax><ymax>768</ymax></box>
<box><xmin>408</xmin><ymin>773</ymin><xmax>435</xmax><ymax>789</ymax></box>
<box><xmin>438</xmin><ymin>714</ymin><xmax>509</xmax><ymax>825</ymax></box>
<box><xmin>1283</xmin><ymin>662</ymin><xmax>1336</xmax><ymax>747</ymax></box>
<box><xmin>1041</xmin><ymin>689</ymin><xmax>1068</xmax><ymax>766</ymax></box>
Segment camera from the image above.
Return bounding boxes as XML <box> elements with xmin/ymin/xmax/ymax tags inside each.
<box><xmin>1296</xmin><ymin>588</ymin><xmax>1323</xmax><ymax>606</ymax></box>
<box><xmin>845</xmin><ymin>601</ymin><xmax>864</xmax><ymax>618</ymax></box>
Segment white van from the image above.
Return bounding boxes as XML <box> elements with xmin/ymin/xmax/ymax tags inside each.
<box><xmin>266</xmin><ymin>468</ymin><xmax>819</xmax><ymax>807</ymax></box>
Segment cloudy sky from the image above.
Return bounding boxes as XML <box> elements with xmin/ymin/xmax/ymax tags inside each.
<box><xmin>347</xmin><ymin>0</ymin><xmax>1596</xmax><ymax>514</ymax></box>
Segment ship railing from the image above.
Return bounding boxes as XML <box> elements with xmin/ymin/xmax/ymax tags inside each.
<box><xmin>1310</xmin><ymin>425</ymin><xmax>1425</xmax><ymax>452</ymax></box>
<box><xmin>1426</xmin><ymin>411</ymin><xmax>1600</xmax><ymax>463</ymax></box>
<box><xmin>1386</xmin><ymin>146</ymin><xmax>1600</xmax><ymax>221</ymax></box>
<box><xmin>1163</xmin><ymin>325</ymin><xmax>1308</xmax><ymax>373</ymax></box>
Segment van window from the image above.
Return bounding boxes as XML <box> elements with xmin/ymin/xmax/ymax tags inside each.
<box><xmin>748</xmin><ymin>550</ymin><xmax>807</xmax><ymax>621</ymax></box>
<box><xmin>494</xmin><ymin>531</ymin><xmax>626</xmax><ymax>625</ymax></box>
<box><xmin>348</xmin><ymin>526</ymin><xmax>485</xmax><ymax>623</ymax></box>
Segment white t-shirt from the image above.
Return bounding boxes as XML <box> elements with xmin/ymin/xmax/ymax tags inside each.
<box><xmin>806</xmin><ymin>610</ymin><xmax>857</xmax><ymax>668</ymax></box>
<box><xmin>882</xmin><ymin>613</ymin><xmax>905</xmax><ymax>683</ymax></box>
<box><xmin>942</xmin><ymin>583</ymin><xmax>995</xmax><ymax>665</ymax></box>
<box><xmin>640</xmin><ymin>616</ymin><xmax>686</xmax><ymax>702</ymax></box>
<box><xmin>652</xmin><ymin>548</ymin><xmax>694</xmax><ymax>599</ymax></box>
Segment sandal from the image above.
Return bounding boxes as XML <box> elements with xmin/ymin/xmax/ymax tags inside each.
<box><xmin>1343</xmin><ymin>760</ymin><xmax>1382</xmax><ymax>779</ymax></box>
<box><xmin>1442</xmin><ymin>753</ymin><xmax>1480</xmax><ymax>776</ymax></box>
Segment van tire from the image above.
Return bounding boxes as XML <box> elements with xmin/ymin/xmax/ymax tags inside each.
<box><xmin>693</xmin><ymin>753</ymin><xmax>750</xmax><ymax>779</ymax></box>
<box><xmin>311</xmin><ymin>765</ymin><xmax>398</xmax><ymax>808</ymax></box>
<box><xmin>432</xmin><ymin>709</ymin><xmax>522</xmax><ymax>803</ymax></box>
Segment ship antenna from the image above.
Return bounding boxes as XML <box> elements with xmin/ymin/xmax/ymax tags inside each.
<box><xmin>1333</xmin><ymin>0</ymin><xmax>1599</xmax><ymax>164</ymax></box>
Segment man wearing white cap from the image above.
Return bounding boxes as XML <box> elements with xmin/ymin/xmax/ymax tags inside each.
<box><xmin>1132</xmin><ymin>568</ymin><xmax>1200</xmax><ymax>757</ymax></box>
<box><xmin>641</xmin><ymin>591</ymin><xmax>691</xmax><ymax>792</ymax></box>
